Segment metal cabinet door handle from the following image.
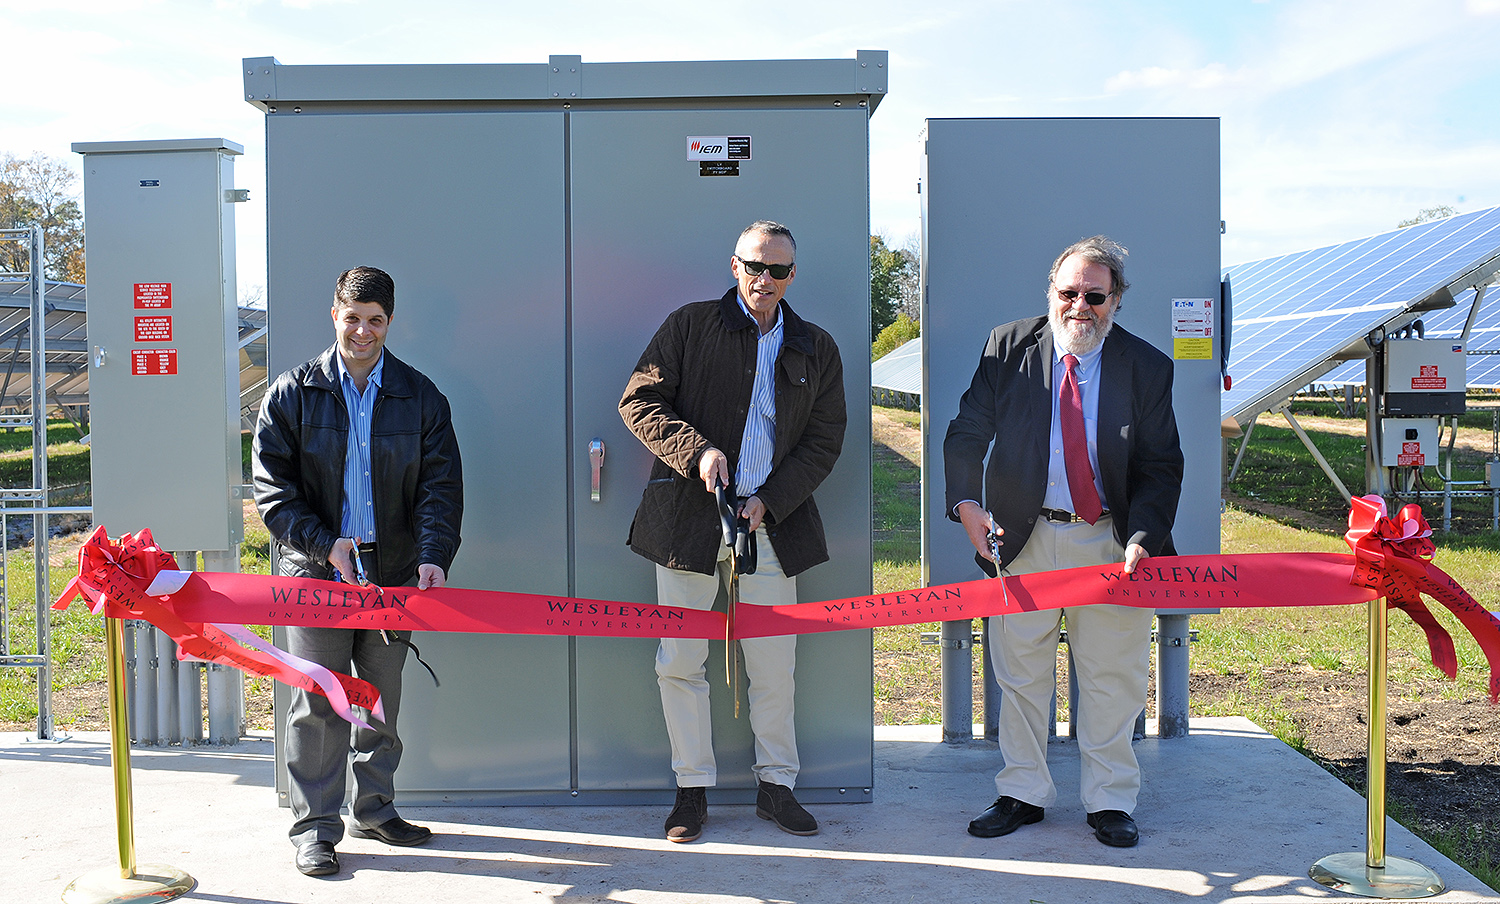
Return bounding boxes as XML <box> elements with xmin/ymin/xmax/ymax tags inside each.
<box><xmin>589</xmin><ymin>439</ymin><xmax>605</xmax><ymax>502</ymax></box>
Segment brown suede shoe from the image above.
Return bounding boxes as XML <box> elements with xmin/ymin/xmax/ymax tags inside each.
<box><xmin>755</xmin><ymin>781</ymin><xmax>818</xmax><ymax>836</ymax></box>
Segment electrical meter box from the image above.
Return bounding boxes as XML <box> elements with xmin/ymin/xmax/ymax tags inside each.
<box><xmin>73</xmin><ymin>138</ymin><xmax>245</xmax><ymax>553</ymax></box>
<box><xmin>1381</xmin><ymin>417</ymin><xmax>1441</xmax><ymax>467</ymax></box>
<box><xmin>1384</xmin><ymin>338</ymin><xmax>1467</xmax><ymax>416</ymax></box>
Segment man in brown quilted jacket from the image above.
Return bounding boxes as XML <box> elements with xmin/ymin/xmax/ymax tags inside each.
<box><xmin>620</xmin><ymin>220</ymin><xmax>846</xmax><ymax>844</ymax></box>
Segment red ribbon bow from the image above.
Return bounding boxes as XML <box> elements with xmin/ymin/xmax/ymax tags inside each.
<box><xmin>55</xmin><ymin>526</ymin><xmax>385</xmax><ymax>721</ymax></box>
<box><xmin>1345</xmin><ymin>494</ymin><xmax>1500</xmax><ymax>701</ymax></box>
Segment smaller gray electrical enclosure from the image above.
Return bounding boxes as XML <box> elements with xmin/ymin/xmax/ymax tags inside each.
<box><xmin>1384</xmin><ymin>338</ymin><xmax>1467</xmax><ymax>416</ymax></box>
<box><xmin>1380</xmin><ymin>417</ymin><xmax>1441</xmax><ymax>468</ymax></box>
<box><xmin>72</xmin><ymin>138</ymin><xmax>244</xmax><ymax>552</ymax></box>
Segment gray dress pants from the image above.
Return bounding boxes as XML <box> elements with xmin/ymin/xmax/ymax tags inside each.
<box><xmin>284</xmin><ymin>625</ymin><xmax>410</xmax><ymax>846</ymax></box>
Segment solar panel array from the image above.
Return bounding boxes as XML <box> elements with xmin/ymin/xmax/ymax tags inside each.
<box><xmin>870</xmin><ymin>336</ymin><xmax>921</xmax><ymax>395</ymax></box>
<box><xmin>1222</xmin><ymin>206</ymin><xmax>1500</xmax><ymax>423</ymax></box>
<box><xmin>1308</xmin><ymin>282</ymin><xmax>1500</xmax><ymax>389</ymax></box>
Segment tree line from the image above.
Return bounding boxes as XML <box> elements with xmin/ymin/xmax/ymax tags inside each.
<box><xmin>0</xmin><ymin>153</ymin><xmax>85</xmax><ymax>284</ymax></box>
<box><xmin>870</xmin><ymin>233</ymin><xmax>919</xmax><ymax>360</ymax></box>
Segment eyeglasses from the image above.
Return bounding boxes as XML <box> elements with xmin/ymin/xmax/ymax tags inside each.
<box><xmin>736</xmin><ymin>257</ymin><xmax>794</xmax><ymax>280</ymax></box>
<box><xmin>1055</xmin><ymin>288</ymin><xmax>1113</xmax><ymax>306</ymax></box>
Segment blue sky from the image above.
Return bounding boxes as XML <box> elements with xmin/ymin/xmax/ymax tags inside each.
<box><xmin>4</xmin><ymin>0</ymin><xmax>1499</xmax><ymax>297</ymax></box>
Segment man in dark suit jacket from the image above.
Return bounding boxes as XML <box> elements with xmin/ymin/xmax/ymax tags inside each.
<box><xmin>943</xmin><ymin>236</ymin><xmax>1182</xmax><ymax>849</ymax></box>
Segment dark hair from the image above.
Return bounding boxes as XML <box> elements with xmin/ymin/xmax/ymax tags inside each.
<box><xmin>739</xmin><ymin>220</ymin><xmax>796</xmax><ymax>254</ymax></box>
<box><xmin>334</xmin><ymin>266</ymin><xmax>395</xmax><ymax>318</ymax></box>
<box><xmin>1049</xmin><ymin>236</ymin><xmax>1130</xmax><ymax>297</ymax></box>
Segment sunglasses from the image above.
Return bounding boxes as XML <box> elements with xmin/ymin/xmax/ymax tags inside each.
<box><xmin>1055</xmin><ymin>288</ymin><xmax>1113</xmax><ymax>306</ymax></box>
<box><xmin>737</xmin><ymin>257</ymin><xmax>794</xmax><ymax>280</ymax></box>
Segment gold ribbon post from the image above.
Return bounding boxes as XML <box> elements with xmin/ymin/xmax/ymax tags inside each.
<box><xmin>1309</xmin><ymin>598</ymin><xmax>1445</xmax><ymax>898</ymax></box>
<box><xmin>61</xmin><ymin>616</ymin><xmax>194</xmax><ymax>904</ymax></box>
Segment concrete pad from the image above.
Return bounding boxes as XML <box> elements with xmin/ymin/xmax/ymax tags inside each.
<box><xmin>4</xmin><ymin>717</ymin><xmax>1495</xmax><ymax>903</ymax></box>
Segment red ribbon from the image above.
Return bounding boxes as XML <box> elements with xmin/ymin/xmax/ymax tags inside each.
<box><xmin>56</xmin><ymin>499</ymin><xmax>1500</xmax><ymax>724</ymax></box>
<box><xmin>56</xmin><ymin>526</ymin><xmax>387</xmax><ymax>725</ymax></box>
<box><xmin>1342</xmin><ymin>494</ymin><xmax>1500</xmax><ymax>701</ymax></box>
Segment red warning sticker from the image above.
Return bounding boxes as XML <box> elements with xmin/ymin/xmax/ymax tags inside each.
<box><xmin>131</xmin><ymin>348</ymin><xmax>177</xmax><ymax>375</ymax></box>
<box><xmin>1411</xmin><ymin>377</ymin><xmax>1446</xmax><ymax>389</ymax></box>
<box><xmin>134</xmin><ymin>316</ymin><xmax>172</xmax><ymax>342</ymax></box>
<box><xmin>1398</xmin><ymin>441</ymin><xmax>1424</xmax><ymax>467</ymax></box>
<box><xmin>134</xmin><ymin>283</ymin><xmax>171</xmax><ymax>309</ymax></box>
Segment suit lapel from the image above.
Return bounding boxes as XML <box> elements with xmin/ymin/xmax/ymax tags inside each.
<box><xmin>1097</xmin><ymin>331</ymin><xmax>1130</xmax><ymax>491</ymax></box>
<box><xmin>1028</xmin><ymin>320</ymin><xmax>1054</xmax><ymax>466</ymax></box>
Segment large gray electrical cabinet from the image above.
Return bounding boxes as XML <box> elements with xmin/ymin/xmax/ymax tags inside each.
<box><xmin>73</xmin><ymin>139</ymin><xmax>245</xmax><ymax>554</ymax></box>
<box><xmin>921</xmin><ymin>118</ymin><xmax>1222</xmax><ymax>580</ymax></box>
<box><xmin>248</xmin><ymin>54</ymin><xmax>882</xmax><ymax>804</ymax></box>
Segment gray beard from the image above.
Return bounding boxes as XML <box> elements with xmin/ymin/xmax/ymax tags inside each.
<box><xmin>1048</xmin><ymin>307</ymin><xmax>1114</xmax><ymax>355</ymax></box>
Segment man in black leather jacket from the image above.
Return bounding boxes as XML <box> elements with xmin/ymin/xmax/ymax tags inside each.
<box><xmin>252</xmin><ymin>266</ymin><xmax>462</xmax><ymax>877</ymax></box>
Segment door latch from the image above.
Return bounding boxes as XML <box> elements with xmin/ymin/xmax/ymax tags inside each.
<box><xmin>588</xmin><ymin>439</ymin><xmax>605</xmax><ymax>502</ymax></box>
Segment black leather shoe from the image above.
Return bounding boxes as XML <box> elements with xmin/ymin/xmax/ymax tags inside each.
<box><xmin>295</xmin><ymin>840</ymin><xmax>339</xmax><ymax>876</ymax></box>
<box><xmin>348</xmin><ymin>816</ymin><xmax>433</xmax><ymax>846</ymax></box>
<box><xmin>756</xmin><ymin>781</ymin><xmax>818</xmax><ymax>835</ymax></box>
<box><xmin>665</xmin><ymin>786</ymin><xmax>708</xmax><ymax>843</ymax></box>
<box><xmin>1087</xmin><ymin>809</ymin><xmax>1139</xmax><ymax>847</ymax></box>
<box><xmin>967</xmin><ymin>796</ymin><xmax>1044</xmax><ymax>838</ymax></box>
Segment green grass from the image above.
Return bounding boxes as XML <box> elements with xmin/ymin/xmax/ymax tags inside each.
<box><xmin>1200</xmin><ymin>506</ymin><xmax>1498</xmax><ymax>698</ymax></box>
<box><xmin>0</xmin><ymin>547</ymin><xmax>107</xmax><ymax>722</ymax></box>
<box><xmin>872</xmin><ymin>406</ymin><xmax>931</xmax><ymax>723</ymax></box>
<box><xmin>0</xmin><ymin>419</ymin><xmax>89</xmax><ymax>487</ymax></box>
<box><xmin>1229</xmin><ymin>400</ymin><xmax>1500</xmax><ymax>533</ymax></box>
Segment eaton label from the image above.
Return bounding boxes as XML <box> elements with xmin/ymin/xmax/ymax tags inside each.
<box><xmin>687</xmin><ymin>136</ymin><xmax>751</xmax><ymax>161</ymax></box>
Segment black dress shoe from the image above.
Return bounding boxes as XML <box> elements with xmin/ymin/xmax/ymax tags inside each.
<box><xmin>967</xmin><ymin>796</ymin><xmax>1044</xmax><ymax>838</ymax></box>
<box><xmin>1086</xmin><ymin>809</ymin><xmax>1139</xmax><ymax>847</ymax></box>
<box><xmin>348</xmin><ymin>816</ymin><xmax>433</xmax><ymax>846</ymax></box>
<box><xmin>295</xmin><ymin>840</ymin><xmax>339</xmax><ymax>876</ymax></box>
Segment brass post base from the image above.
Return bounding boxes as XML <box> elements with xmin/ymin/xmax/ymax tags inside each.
<box><xmin>61</xmin><ymin>863</ymin><xmax>195</xmax><ymax>904</ymax></box>
<box><xmin>1310</xmin><ymin>852</ymin><xmax>1445</xmax><ymax>899</ymax></box>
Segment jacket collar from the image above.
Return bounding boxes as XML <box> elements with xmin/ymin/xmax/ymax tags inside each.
<box><xmin>715</xmin><ymin>287</ymin><xmax>814</xmax><ymax>356</ymax></box>
<box><xmin>305</xmin><ymin>344</ymin><xmax>415</xmax><ymax>398</ymax></box>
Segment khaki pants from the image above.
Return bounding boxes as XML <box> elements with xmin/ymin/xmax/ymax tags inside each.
<box><xmin>990</xmin><ymin>515</ymin><xmax>1153</xmax><ymax>814</ymax></box>
<box><xmin>654</xmin><ymin>536</ymin><xmax>799</xmax><ymax>789</ymax></box>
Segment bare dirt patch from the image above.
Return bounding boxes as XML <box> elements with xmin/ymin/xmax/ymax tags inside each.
<box><xmin>1192</xmin><ymin>667</ymin><xmax>1500</xmax><ymax>879</ymax></box>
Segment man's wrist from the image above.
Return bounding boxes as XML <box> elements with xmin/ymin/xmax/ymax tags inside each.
<box><xmin>954</xmin><ymin>499</ymin><xmax>982</xmax><ymax>518</ymax></box>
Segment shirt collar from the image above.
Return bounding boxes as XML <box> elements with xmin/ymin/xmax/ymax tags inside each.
<box><xmin>336</xmin><ymin>350</ymin><xmax>385</xmax><ymax>391</ymax></box>
<box><xmin>1053</xmin><ymin>335</ymin><xmax>1104</xmax><ymax>374</ymax></box>
<box><xmin>736</xmin><ymin>293</ymin><xmax>782</xmax><ymax>335</ymax></box>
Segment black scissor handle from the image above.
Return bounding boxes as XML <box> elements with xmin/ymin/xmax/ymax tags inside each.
<box><xmin>714</xmin><ymin>480</ymin><xmax>738</xmax><ymax>549</ymax></box>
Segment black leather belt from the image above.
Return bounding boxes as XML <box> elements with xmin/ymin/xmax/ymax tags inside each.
<box><xmin>1038</xmin><ymin>507</ymin><xmax>1109</xmax><ymax>524</ymax></box>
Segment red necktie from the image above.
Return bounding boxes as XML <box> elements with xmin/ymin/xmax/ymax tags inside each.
<box><xmin>1060</xmin><ymin>354</ymin><xmax>1103</xmax><ymax>525</ymax></box>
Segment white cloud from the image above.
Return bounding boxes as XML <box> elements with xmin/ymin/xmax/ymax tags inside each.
<box><xmin>1105</xmin><ymin>63</ymin><xmax>1245</xmax><ymax>93</ymax></box>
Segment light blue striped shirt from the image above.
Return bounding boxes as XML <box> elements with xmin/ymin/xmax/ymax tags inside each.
<box><xmin>337</xmin><ymin>352</ymin><xmax>384</xmax><ymax>543</ymax></box>
<box><xmin>735</xmin><ymin>296</ymin><xmax>783</xmax><ymax>497</ymax></box>
<box><xmin>1042</xmin><ymin>340</ymin><xmax>1105</xmax><ymax>512</ymax></box>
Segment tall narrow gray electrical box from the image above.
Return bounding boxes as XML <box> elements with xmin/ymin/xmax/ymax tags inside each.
<box><xmin>921</xmin><ymin>118</ymin><xmax>1223</xmax><ymax>583</ymax></box>
<box><xmin>73</xmin><ymin>139</ymin><xmax>244</xmax><ymax>553</ymax></box>
<box><xmin>249</xmin><ymin>54</ymin><xmax>881</xmax><ymax>804</ymax></box>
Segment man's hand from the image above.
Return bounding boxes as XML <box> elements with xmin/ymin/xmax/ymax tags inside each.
<box><xmin>1123</xmin><ymin>543</ymin><xmax>1148</xmax><ymax>574</ymax></box>
<box><xmin>738</xmin><ymin>495</ymin><xmax>767</xmax><ymax>533</ymax></box>
<box><xmin>698</xmin><ymin>447</ymin><xmax>730</xmax><ymax>494</ymax></box>
<box><xmin>957</xmin><ymin>500</ymin><xmax>1001</xmax><ymax>563</ymax></box>
<box><xmin>417</xmin><ymin>563</ymin><xmax>446</xmax><ymax>590</ymax></box>
<box><xmin>327</xmin><ymin>537</ymin><xmax>359</xmax><ymax>583</ymax></box>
